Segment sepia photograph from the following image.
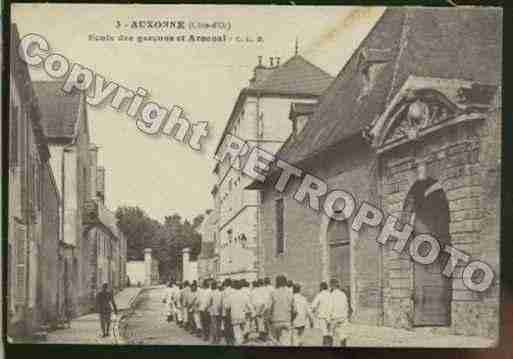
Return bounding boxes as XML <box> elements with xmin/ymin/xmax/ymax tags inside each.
<box><xmin>5</xmin><ymin>4</ymin><xmax>502</xmax><ymax>348</ymax></box>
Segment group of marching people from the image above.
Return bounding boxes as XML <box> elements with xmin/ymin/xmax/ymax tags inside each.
<box><xmin>163</xmin><ymin>275</ymin><xmax>349</xmax><ymax>346</ymax></box>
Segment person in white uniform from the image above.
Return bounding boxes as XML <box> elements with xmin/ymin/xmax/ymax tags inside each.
<box><xmin>329</xmin><ymin>278</ymin><xmax>349</xmax><ymax>347</ymax></box>
<box><xmin>291</xmin><ymin>283</ymin><xmax>313</xmax><ymax>346</ymax></box>
<box><xmin>311</xmin><ymin>281</ymin><xmax>332</xmax><ymax>346</ymax></box>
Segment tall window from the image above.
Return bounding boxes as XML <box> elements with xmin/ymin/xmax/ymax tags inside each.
<box><xmin>276</xmin><ymin>198</ymin><xmax>284</xmax><ymax>255</ymax></box>
<box><xmin>15</xmin><ymin>225</ymin><xmax>26</xmax><ymax>304</ymax></box>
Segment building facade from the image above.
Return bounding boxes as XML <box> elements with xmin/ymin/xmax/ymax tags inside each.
<box><xmin>83</xmin><ymin>154</ymin><xmax>127</xmax><ymax>299</ymax></box>
<box><xmin>8</xmin><ymin>24</ymin><xmax>57</xmax><ymax>336</ymax></box>
<box><xmin>9</xmin><ymin>23</ymin><xmax>126</xmax><ymax>339</ymax></box>
<box><xmin>256</xmin><ymin>8</ymin><xmax>501</xmax><ymax>338</ymax></box>
<box><xmin>33</xmin><ymin>80</ymin><xmax>94</xmax><ymax>317</ymax></box>
<box><xmin>214</xmin><ymin>54</ymin><xmax>333</xmax><ymax>281</ymax></box>
<box><xmin>33</xmin><ymin>80</ymin><xmax>127</xmax><ymax>315</ymax></box>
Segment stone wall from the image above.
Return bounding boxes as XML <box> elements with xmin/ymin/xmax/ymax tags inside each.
<box><xmin>379</xmin><ymin>109</ymin><xmax>500</xmax><ymax>337</ymax></box>
<box><xmin>39</xmin><ymin>163</ymin><xmax>60</xmax><ymax>326</ymax></box>
<box><xmin>260</xmin><ymin>137</ymin><xmax>381</xmax><ymax>308</ymax></box>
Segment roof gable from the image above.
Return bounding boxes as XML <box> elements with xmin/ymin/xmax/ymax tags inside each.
<box><xmin>251</xmin><ymin>55</ymin><xmax>334</xmax><ymax>96</ymax></box>
<box><xmin>214</xmin><ymin>55</ymin><xmax>333</xmax><ymax>156</ymax></box>
<box><xmin>278</xmin><ymin>7</ymin><xmax>501</xmax><ymax>166</ymax></box>
<box><xmin>11</xmin><ymin>24</ymin><xmax>51</xmax><ymax>162</ymax></box>
<box><xmin>33</xmin><ymin>81</ymin><xmax>83</xmax><ymax>140</ymax></box>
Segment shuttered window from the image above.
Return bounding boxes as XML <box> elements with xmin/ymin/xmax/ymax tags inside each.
<box><xmin>20</xmin><ymin>111</ymin><xmax>27</xmax><ymax>220</ymax></box>
<box><xmin>15</xmin><ymin>225</ymin><xmax>26</xmax><ymax>304</ymax></box>
<box><xmin>33</xmin><ymin>161</ymin><xmax>38</xmax><ymax>211</ymax></box>
<box><xmin>276</xmin><ymin>198</ymin><xmax>285</xmax><ymax>255</ymax></box>
<box><xmin>28</xmin><ymin>154</ymin><xmax>35</xmax><ymax>217</ymax></box>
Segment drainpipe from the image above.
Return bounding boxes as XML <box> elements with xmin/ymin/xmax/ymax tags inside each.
<box><xmin>60</xmin><ymin>141</ymin><xmax>75</xmax><ymax>316</ymax></box>
<box><xmin>23</xmin><ymin>113</ymin><xmax>30</xmax><ymax>333</ymax></box>
<box><xmin>255</xmin><ymin>94</ymin><xmax>262</xmax><ymax>278</ymax></box>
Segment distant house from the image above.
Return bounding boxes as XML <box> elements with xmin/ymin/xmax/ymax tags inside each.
<box><xmin>213</xmin><ymin>54</ymin><xmax>333</xmax><ymax>281</ymax></box>
<box><xmin>83</xmin><ymin>150</ymin><xmax>127</xmax><ymax>297</ymax></box>
<box><xmin>253</xmin><ymin>8</ymin><xmax>501</xmax><ymax>338</ymax></box>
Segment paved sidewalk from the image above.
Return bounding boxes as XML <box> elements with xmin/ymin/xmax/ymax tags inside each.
<box><xmin>291</xmin><ymin>324</ymin><xmax>495</xmax><ymax>348</ymax></box>
<box><xmin>44</xmin><ymin>286</ymin><xmax>144</xmax><ymax>344</ymax></box>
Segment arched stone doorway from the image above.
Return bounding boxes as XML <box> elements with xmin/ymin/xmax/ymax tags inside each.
<box><xmin>318</xmin><ymin>214</ymin><xmax>354</xmax><ymax>313</ymax></box>
<box><xmin>403</xmin><ymin>177</ymin><xmax>451</xmax><ymax>326</ymax></box>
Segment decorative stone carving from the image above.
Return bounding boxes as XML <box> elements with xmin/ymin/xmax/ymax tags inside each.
<box><xmin>383</xmin><ymin>89</ymin><xmax>461</xmax><ymax>146</ymax></box>
<box><xmin>371</xmin><ymin>76</ymin><xmax>497</xmax><ymax>154</ymax></box>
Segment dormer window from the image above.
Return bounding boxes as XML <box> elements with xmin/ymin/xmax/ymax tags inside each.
<box><xmin>357</xmin><ymin>48</ymin><xmax>392</xmax><ymax>101</ymax></box>
<box><xmin>289</xmin><ymin>102</ymin><xmax>316</xmax><ymax>138</ymax></box>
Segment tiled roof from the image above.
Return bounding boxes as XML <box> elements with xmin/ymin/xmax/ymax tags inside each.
<box><xmin>278</xmin><ymin>7</ymin><xmax>501</xmax><ymax>165</ymax></box>
<box><xmin>251</xmin><ymin>55</ymin><xmax>334</xmax><ymax>96</ymax></box>
<box><xmin>33</xmin><ymin>81</ymin><xmax>82</xmax><ymax>140</ymax></box>
<box><xmin>214</xmin><ymin>55</ymin><xmax>333</xmax><ymax>156</ymax></box>
<box><xmin>11</xmin><ymin>24</ymin><xmax>50</xmax><ymax>161</ymax></box>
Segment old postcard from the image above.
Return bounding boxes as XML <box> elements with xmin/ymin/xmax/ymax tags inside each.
<box><xmin>6</xmin><ymin>4</ymin><xmax>502</xmax><ymax>347</ymax></box>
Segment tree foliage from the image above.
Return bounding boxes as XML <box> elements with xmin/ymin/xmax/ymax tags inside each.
<box><xmin>115</xmin><ymin>206</ymin><xmax>205</xmax><ymax>281</ymax></box>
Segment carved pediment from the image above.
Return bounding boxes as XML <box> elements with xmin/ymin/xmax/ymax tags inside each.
<box><xmin>370</xmin><ymin>76</ymin><xmax>497</xmax><ymax>153</ymax></box>
<box><xmin>384</xmin><ymin>89</ymin><xmax>461</xmax><ymax>144</ymax></box>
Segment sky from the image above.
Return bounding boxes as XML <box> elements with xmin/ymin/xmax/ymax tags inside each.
<box><xmin>12</xmin><ymin>4</ymin><xmax>385</xmax><ymax>222</ymax></box>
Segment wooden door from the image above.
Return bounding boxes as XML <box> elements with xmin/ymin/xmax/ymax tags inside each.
<box><xmin>329</xmin><ymin>242</ymin><xmax>350</xmax><ymax>296</ymax></box>
<box><xmin>413</xmin><ymin>189</ymin><xmax>451</xmax><ymax>326</ymax></box>
<box><xmin>328</xmin><ymin>220</ymin><xmax>350</xmax><ymax>296</ymax></box>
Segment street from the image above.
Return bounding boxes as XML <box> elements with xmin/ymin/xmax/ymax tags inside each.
<box><xmin>120</xmin><ymin>287</ymin><xmax>495</xmax><ymax>347</ymax></box>
<box><xmin>121</xmin><ymin>287</ymin><xmax>205</xmax><ymax>345</ymax></box>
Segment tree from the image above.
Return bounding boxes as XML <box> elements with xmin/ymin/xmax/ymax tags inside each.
<box><xmin>116</xmin><ymin>206</ymin><xmax>208</xmax><ymax>282</ymax></box>
<box><xmin>115</xmin><ymin>206</ymin><xmax>160</xmax><ymax>261</ymax></box>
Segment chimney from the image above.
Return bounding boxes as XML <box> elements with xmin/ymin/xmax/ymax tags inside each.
<box><xmin>97</xmin><ymin>166</ymin><xmax>106</xmax><ymax>204</ymax></box>
<box><xmin>89</xmin><ymin>145</ymin><xmax>99</xmax><ymax>201</ymax></box>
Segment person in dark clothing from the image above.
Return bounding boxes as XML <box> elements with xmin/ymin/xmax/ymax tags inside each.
<box><xmin>96</xmin><ymin>283</ymin><xmax>118</xmax><ymax>337</ymax></box>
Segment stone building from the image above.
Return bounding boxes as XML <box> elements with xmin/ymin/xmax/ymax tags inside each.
<box><xmin>33</xmin><ymin>80</ymin><xmax>95</xmax><ymax>316</ymax></box>
<box><xmin>83</xmin><ymin>150</ymin><xmax>127</xmax><ymax>298</ymax></box>
<box><xmin>8</xmin><ymin>24</ymin><xmax>58</xmax><ymax>336</ymax></box>
<box><xmin>39</xmin><ymin>150</ymin><xmax>61</xmax><ymax>328</ymax></box>
<box><xmin>253</xmin><ymin>8</ymin><xmax>501</xmax><ymax>338</ymax></box>
<box><xmin>213</xmin><ymin>54</ymin><xmax>333</xmax><ymax>281</ymax></box>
